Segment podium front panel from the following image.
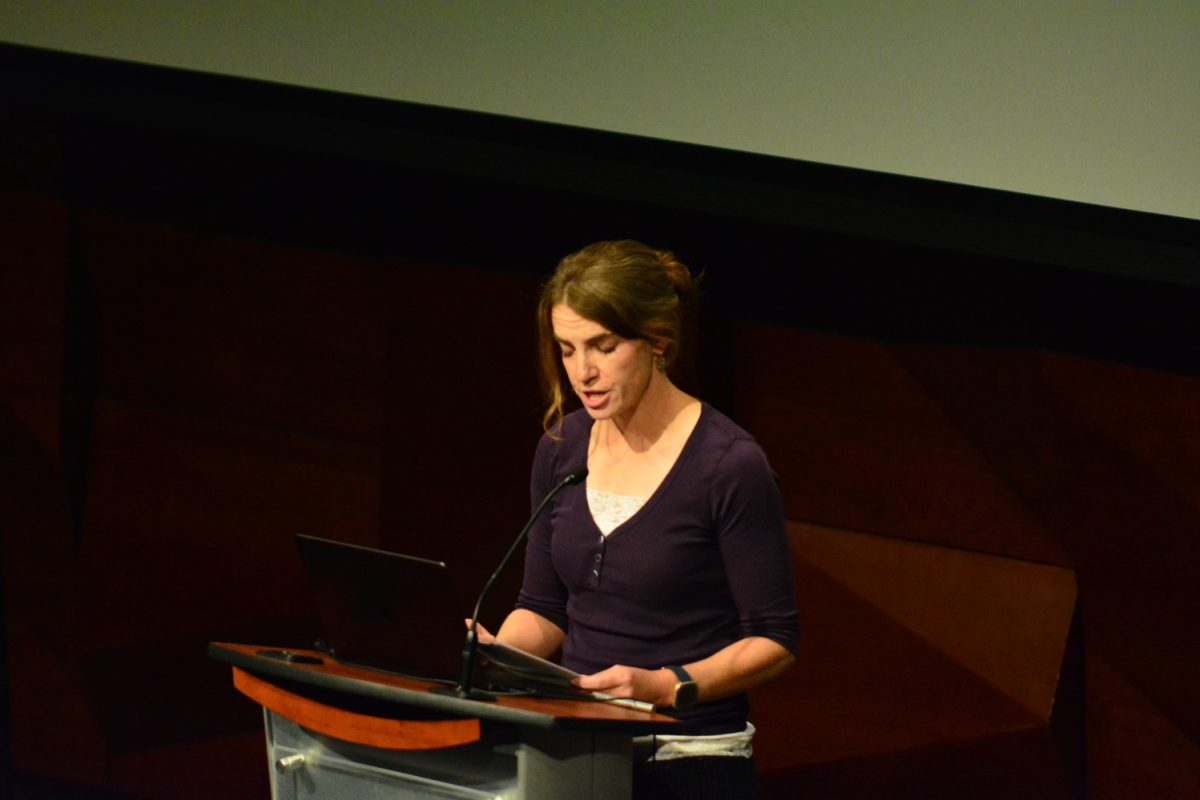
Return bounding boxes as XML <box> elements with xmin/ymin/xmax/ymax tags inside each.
<box><xmin>266</xmin><ymin>711</ymin><xmax>509</xmax><ymax>799</ymax></box>
<box><xmin>264</xmin><ymin>710</ymin><xmax>633</xmax><ymax>800</ymax></box>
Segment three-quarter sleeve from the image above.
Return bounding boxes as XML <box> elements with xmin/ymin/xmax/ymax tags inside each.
<box><xmin>710</xmin><ymin>437</ymin><xmax>800</xmax><ymax>655</ymax></box>
<box><xmin>513</xmin><ymin>431</ymin><xmax>570</xmax><ymax>632</ymax></box>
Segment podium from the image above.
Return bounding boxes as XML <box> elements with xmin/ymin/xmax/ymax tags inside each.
<box><xmin>209</xmin><ymin>642</ymin><xmax>678</xmax><ymax>799</ymax></box>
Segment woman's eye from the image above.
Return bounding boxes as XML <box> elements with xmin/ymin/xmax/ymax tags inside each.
<box><xmin>598</xmin><ymin>343</ymin><xmax>617</xmax><ymax>354</ymax></box>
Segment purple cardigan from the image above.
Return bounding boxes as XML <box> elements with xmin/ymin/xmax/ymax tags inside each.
<box><xmin>515</xmin><ymin>403</ymin><xmax>799</xmax><ymax>734</ymax></box>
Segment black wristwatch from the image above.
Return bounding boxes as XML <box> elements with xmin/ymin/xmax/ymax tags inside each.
<box><xmin>665</xmin><ymin>665</ymin><xmax>698</xmax><ymax>710</ymax></box>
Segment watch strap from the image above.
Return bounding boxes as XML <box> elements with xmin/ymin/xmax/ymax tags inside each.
<box><xmin>666</xmin><ymin>665</ymin><xmax>693</xmax><ymax>683</ymax></box>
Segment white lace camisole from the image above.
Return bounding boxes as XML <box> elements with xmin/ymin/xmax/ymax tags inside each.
<box><xmin>587</xmin><ymin>488</ymin><xmax>648</xmax><ymax>536</ymax></box>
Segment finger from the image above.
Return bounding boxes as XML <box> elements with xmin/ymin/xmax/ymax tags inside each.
<box><xmin>463</xmin><ymin>619</ymin><xmax>495</xmax><ymax>643</ymax></box>
<box><xmin>575</xmin><ymin>667</ymin><xmax>628</xmax><ymax>693</ymax></box>
<box><xmin>572</xmin><ymin>671</ymin><xmax>611</xmax><ymax>691</ymax></box>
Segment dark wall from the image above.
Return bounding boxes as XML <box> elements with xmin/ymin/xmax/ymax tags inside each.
<box><xmin>2</xmin><ymin>45</ymin><xmax>1198</xmax><ymax>798</ymax></box>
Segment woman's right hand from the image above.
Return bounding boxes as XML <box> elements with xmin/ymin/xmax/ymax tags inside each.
<box><xmin>463</xmin><ymin>619</ymin><xmax>496</xmax><ymax>644</ymax></box>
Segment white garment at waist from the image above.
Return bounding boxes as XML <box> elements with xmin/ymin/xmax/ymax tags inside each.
<box><xmin>632</xmin><ymin>722</ymin><xmax>755</xmax><ymax>762</ymax></box>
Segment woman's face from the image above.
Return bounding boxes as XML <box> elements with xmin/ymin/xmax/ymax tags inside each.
<box><xmin>550</xmin><ymin>303</ymin><xmax>658</xmax><ymax>424</ymax></box>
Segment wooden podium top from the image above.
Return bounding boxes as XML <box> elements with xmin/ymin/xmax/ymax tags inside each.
<box><xmin>210</xmin><ymin>641</ymin><xmax>678</xmax><ymax>742</ymax></box>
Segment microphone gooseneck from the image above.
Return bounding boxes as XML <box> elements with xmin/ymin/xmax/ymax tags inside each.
<box><xmin>444</xmin><ymin>466</ymin><xmax>587</xmax><ymax>700</ymax></box>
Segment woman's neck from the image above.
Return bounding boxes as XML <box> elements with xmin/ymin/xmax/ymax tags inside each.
<box><xmin>596</xmin><ymin>373</ymin><xmax>696</xmax><ymax>454</ymax></box>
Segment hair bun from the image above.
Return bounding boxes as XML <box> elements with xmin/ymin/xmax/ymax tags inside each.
<box><xmin>656</xmin><ymin>249</ymin><xmax>697</xmax><ymax>300</ymax></box>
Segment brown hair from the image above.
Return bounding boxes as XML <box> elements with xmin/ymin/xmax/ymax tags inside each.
<box><xmin>537</xmin><ymin>240</ymin><xmax>698</xmax><ymax>433</ymax></box>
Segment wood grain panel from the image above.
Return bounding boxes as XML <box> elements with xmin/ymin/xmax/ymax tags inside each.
<box><xmin>1039</xmin><ymin>355</ymin><xmax>1200</xmax><ymax>742</ymax></box>
<box><xmin>0</xmin><ymin>190</ymin><xmax>68</xmax><ymax>452</ymax></box>
<box><xmin>232</xmin><ymin>667</ymin><xmax>481</xmax><ymax>750</ymax></box>
<box><xmin>792</xmin><ymin>522</ymin><xmax>1075</xmax><ymax>720</ymax></box>
<box><xmin>73</xmin><ymin>398</ymin><xmax>379</xmax><ymax>652</ymax></box>
<box><xmin>752</xmin><ymin>523</ymin><xmax>1078</xmax><ymax>796</ymax></box>
<box><xmin>732</xmin><ymin>324</ymin><xmax>1062</xmax><ymax>563</ymax></box>
<box><xmin>82</xmin><ymin>211</ymin><xmax>390</xmax><ymax>443</ymax></box>
<box><xmin>751</xmin><ymin>531</ymin><xmax>1041</xmax><ymax>769</ymax></box>
<box><xmin>381</xmin><ymin>262</ymin><xmax>544</xmax><ymax>624</ymax></box>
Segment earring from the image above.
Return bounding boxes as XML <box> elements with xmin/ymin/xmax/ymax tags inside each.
<box><xmin>655</xmin><ymin>354</ymin><xmax>667</xmax><ymax>371</ymax></box>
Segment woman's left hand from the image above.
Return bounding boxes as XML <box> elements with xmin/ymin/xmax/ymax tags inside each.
<box><xmin>573</xmin><ymin>664</ymin><xmax>676</xmax><ymax>707</ymax></box>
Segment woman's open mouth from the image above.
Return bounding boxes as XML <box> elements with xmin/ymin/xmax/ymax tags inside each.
<box><xmin>581</xmin><ymin>390</ymin><xmax>609</xmax><ymax>409</ymax></box>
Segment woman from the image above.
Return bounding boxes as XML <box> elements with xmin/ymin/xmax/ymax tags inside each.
<box><xmin>484</xmin><ymin>240</ymin><xmax>798</xmax><ymax>799</ymax></box>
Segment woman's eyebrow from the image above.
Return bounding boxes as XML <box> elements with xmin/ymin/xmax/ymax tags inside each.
<box><xmin>556</xmin><ymin>333</ymin><xmax>617</xmax><ymax>347</ymax></box>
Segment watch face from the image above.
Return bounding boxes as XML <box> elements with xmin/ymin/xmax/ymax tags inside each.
<box><xmin>674</xmin><ymin>681</ymin><xmax>699</xmax><ymax>710</ymax></box>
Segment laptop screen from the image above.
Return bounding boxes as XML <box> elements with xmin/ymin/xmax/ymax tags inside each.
<box><xmin>294</xmin><ymin>534</ymin><xmax>467</xmax><ymax>683</ymax></box>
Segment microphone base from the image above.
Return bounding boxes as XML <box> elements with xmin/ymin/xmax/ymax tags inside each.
<box><xmin>429</xmin><ymin>685</ymin><xmax>498</xmax><ymax>702</ymax></box>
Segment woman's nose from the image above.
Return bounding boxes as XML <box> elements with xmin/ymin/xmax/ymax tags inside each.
<box><xmin>573</xmin><ymin>352</ymin><xmax>598</xmax><ymax>382</ymax></box>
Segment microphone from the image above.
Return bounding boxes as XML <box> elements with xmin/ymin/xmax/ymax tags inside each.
<box><xmin>438</xmin><ymin>466</ymin><xmax>587</xmax><ymax>700</ymax></box>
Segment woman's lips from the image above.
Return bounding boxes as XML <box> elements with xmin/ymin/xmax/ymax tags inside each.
<box><xmin>581</xmin><ymin>390</ymin><xmax>609</xmax><ymax>409</ymax></box>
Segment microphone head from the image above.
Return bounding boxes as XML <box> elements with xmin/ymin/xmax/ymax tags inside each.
<box><xmin>564</xmin><ymin>466</ymin><xmax>588</xmax><ymax>485</ymax></box>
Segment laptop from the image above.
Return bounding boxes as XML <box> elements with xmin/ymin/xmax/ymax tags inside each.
<box><xmin>292</xmin><ymin>534</ymin><xmax>632</xmax><ymax>706</ymax></box>
<box><xmin>294</xmin><ymin>534</ymin><xmax>468</xmax><ymax>683</ymax></box>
